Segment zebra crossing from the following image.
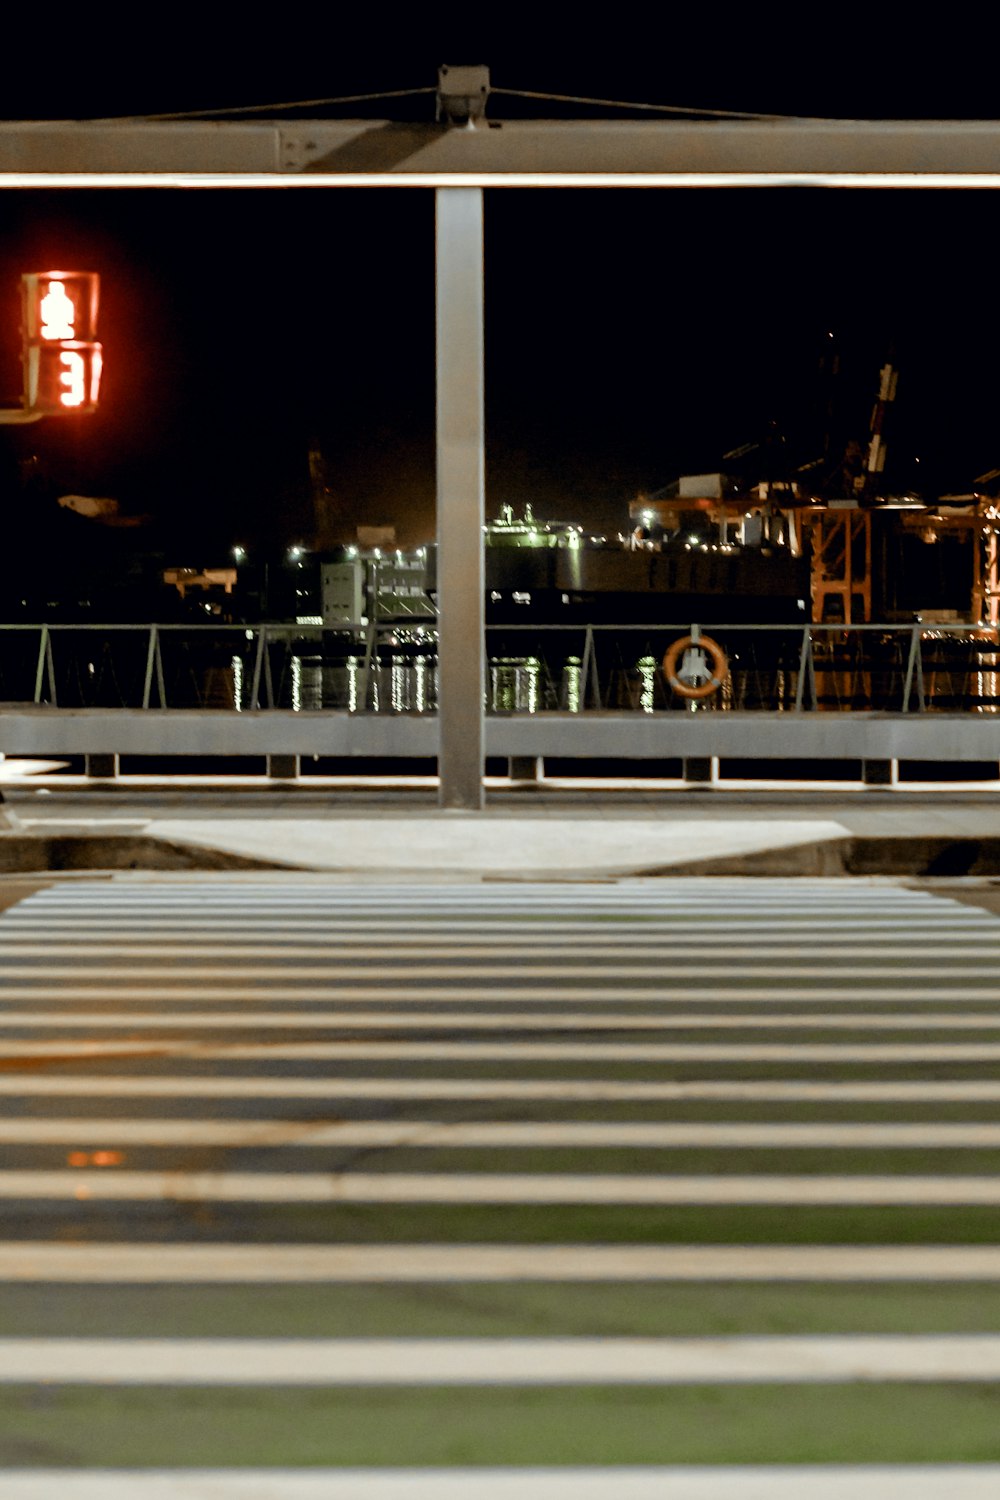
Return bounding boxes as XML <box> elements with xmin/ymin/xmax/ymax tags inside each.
<box><xmin>1</xmin><ymin>875</ymin><xmax>1000</xmax><ymax>1496</ymax></box>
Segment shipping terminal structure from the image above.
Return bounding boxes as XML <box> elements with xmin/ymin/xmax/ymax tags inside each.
<box><xmin>5</xmin><ymin>350</ymin><xmax>1000</xmax><ymax>716</ymax></box>
<box><xmin>240</xmin><ymin>463</ymin><xmax>1000</xmax><ymax>718</ymax></box>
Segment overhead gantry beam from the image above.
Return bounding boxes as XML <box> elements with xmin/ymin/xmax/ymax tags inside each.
<box><xmin>2</xmin><ymin>117</ymin><xmax>1000</xmax><ymax>182</ymax></box>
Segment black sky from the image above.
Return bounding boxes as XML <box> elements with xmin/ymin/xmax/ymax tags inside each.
<box><xmin>1</xmin><ymin>28</ymin><xmax>998</xmax><ymax>560</ymax></box>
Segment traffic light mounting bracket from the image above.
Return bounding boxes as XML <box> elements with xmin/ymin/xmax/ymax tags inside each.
<box><xmin>0</xmin><ymin>408</ymin><xmax>43</xmax><ymax>424</ymax></box>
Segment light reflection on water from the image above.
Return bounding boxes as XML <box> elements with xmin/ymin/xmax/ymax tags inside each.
<box><xmin>288</xmin><ymin>657</ymin><xmax>439</xmax><ymax>713</ymax></box>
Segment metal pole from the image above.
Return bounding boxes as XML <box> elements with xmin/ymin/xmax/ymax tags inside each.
<box><xmin>436</xmin><ymin>187</ymin><xmax>485</xmax><ymax>811</ymax></box>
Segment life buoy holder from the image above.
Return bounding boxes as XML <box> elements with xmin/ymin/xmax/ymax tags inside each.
<box><xmin>662</xmin><ymin>633</ymin><xmax>729</xmax><ymax>700</ymax></box>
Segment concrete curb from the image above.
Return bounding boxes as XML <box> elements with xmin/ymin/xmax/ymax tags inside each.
<box><xmin>3</xmin><ymin>829</ymin><xmax>1000</xmax><ymax>878</ymax></box>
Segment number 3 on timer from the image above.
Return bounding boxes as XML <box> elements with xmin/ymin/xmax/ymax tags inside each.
<box><xmin>58</xmin><ymin>349</ymin><xmax>87</xmax><ymax>408</ymax></box>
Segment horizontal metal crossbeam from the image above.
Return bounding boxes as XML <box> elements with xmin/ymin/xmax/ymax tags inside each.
<box><xmin>0</xmin><ymin>708</ymin><xmax>998</xmax><ymax>761</ymax></box>
<box><xmin>3</xmin><ymin>118</ymin><xmax>1000</xmax><ymax>182</ymax></box>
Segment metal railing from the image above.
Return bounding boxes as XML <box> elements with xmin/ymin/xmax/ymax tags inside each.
<box><xmin>1</xmin><ymin>619</ymin><xmax>998</xmax><ymax>714</ymax></box>
<box><xmin>483</xmin><ymin>622</ymin><xmax>1000</xmax><ymax>715</ymax></box>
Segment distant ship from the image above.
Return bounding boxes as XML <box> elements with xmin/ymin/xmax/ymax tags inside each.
<box><xmin>480</xmin><ymin>485</ymin><xmax>810</xmax><ymax>628</ymax></box>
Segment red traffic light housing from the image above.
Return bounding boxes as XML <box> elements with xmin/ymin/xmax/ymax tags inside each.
<box><xmin>20</xmin><ymin>271</ymin><xmax>102</xmax><ymax>413</ymax></box>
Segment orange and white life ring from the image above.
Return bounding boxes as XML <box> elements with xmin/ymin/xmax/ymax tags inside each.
<box><xmin>662</xmin><ymin>633</ymin><xmax>729</xmax><ymax>700</ymax></box>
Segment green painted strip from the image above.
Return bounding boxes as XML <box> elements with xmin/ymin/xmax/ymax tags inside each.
<box><xmin>5</xmin><ymin>1281</ymin><xmax>1000</xmax><ymax>1339</ymax></box>
<box><xmin>0</xmin><ymin>1202</ymin><xmax>998</xmax><ymax>1245</ymax></box>
<box><xmin>0</xmin><ymin>1383</ymin><xmax>998</xmax><ymax>1466</ymax></box>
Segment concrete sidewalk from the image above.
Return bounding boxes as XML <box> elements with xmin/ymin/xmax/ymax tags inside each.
<box><xmin>2</xmin><ymin>775</ymin><xmax>1000</xmax><ymax>878</ymax></box>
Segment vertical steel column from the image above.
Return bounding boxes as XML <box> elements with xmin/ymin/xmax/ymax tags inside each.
<box><xmin>436</xmin><ymin>187</ymin><xmax>485</xmax><ymax>810</ymax></box>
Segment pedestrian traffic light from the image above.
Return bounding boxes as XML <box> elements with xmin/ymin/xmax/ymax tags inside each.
<box><xmin>20</xmin><ymin>271</ymin><xmax>102</xmax><ymax>414</ymax></box>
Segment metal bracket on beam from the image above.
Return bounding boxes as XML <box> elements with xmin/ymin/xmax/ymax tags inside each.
<box><xmin>437</xmin><ymin>65</ymin><xmax>490</xmax><ymax>126</ymax></box>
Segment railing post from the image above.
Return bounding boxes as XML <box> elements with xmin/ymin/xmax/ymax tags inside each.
<box><xmin>793</xmin><ymin>626</ymin><xmax>813</xmax><ymax>710</ymax></box>
<box><xmin>358</xmin><ymin>622</ymin><xmax>377</xmax><ymax>711</ymax></box>
<box><xmin>34</xmin><ymin>626</ymin><xmax>58</xmax><ymax>706</ymax></box>
<box><xmin>45</xmin><ymin>630</ymin><xmax>57</xmax><ymax>706</ymax></box>
<box><xmin>249</xmin><ymin>624</ymin><xmax>267</xmax><ymax>711</ymax></box>
<box><xmin>33</xmin><ymin>626</ymin><xmax>47</xmax><ymax>704</ymax></box>
<box><xmin>263</xmin><ymin>628</ymin><xmax>276</xmax><ymax>709</ymax></box>
<box><xmin>807</xmin><ymin>627</ymin><xmax>819</xmax><ymax>709</ymax></box>
<box><xmin>914</xmin><ymin>631</ymin><xmax>927</xmax><ymax>712</ymax></box>
<box><xmin>901</xmin><ymin>625</ymin><xmax>919</xmax><ymax>711</ymax></box>
<box><xmin>581</xmin><ymin>625</ymin><xmax>602</xmax><ymax>710</ymax></box>
<box><xmin>155</xmin><ymin>628</ymin><xmax>167</xmax><ymax>708</ymax></box>
<box><xmin>142</xmin><ymin>625</ymin><xmax>157</xmax><ymax>709</ymax></box>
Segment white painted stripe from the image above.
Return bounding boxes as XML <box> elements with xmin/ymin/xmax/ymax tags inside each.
<box><xmin>6</xmin><ymin>1119</ymin><xmax>1000</xmax><ymax>1149</ymax></box>
<box><xmin>2</xmin><ymin>1241</ymin><xmax>999</xmax><ymax>1283</ymax></box>
<box><xmin>1</xmin><ymin>1075</ymin><xmax>998</xmax><ymax>1101</ymax></box>
<box><xmin>1</xmin><ymin>906</ymin><xmax>986</xmax><ymax>923</ymax></box>
<box><xmin>6</xmin><ymin>957</ymin><xmax>1000</xmax><ymax>979</ymax></box>
<box><xmin>3</xmin><ymin>1011</ymin><xmax>998</xmax><ymax>1032</ymax></box>
<box><xmin>1</xmin><ymin>963</ymin><xmax>996</xmax><ymax>984</ymax></box>
<box><xmin>7</xmin><ymin>1039</ymin><xmax>1000</xmax><ymax>1063</ymax></box>
<box><xmin>5</xmin><ymin>1170</ymin><xmax>1000</xmax><ymax>1204</ymax></box>
<box><xmin>221</xmin><ymin>1039</ymin><xmax>1000</xmax><ymax>1061</ymax></box>
<box><xmin>22</xmin><ymin>902</ymin><xmax>943</xmax><ymax>916</ymax></box>
<box><xmin>2</xmin><ymin>923</ymin><xmax>990</xmax><ymax>944</ymax></box>
<box><xmin>3</xmin><ymin>939</ymin><xmax>999</xmax><ymax>957</ymax></box>
<box><xmin>8</xmin><ymin>998</ymin><xmax>995</xmax><ymax>1015</ymax></box>
<box><xmin>7</xmin><ymin>941</ymin><xmax>999</xmax><ymax>967</ymax></box>
<box><xmin>5</xmin><ymin>1469</ymin><xmax>1000</xmax><ymax>1500</ymax></box>
<box><xmin>3</xmin><ymin>912</ymin><xmax>983</xmax><ymax>924</ymax></box>
<box><xmin>7</xmin><ymin>1002</ymin><xmax>1000</xmax><ymax>1026</ymax></box>
<box><xmin>3</xmin><ymin>1334</ymin><xmax>1000</xmax><ymax>1383</ymax></box>
<box><xmin>4</xmin><ymin>894</ymin><xmax>983</xmax><ymax>911</ymax></box>
<box><xmin>1</xmin><ymin>986</ymin><xmax>993</xmax><ymax>1003</ymax></box>
<box><xmin>17</xmin><ymin>913</ymin><xmax>965</xmax><ymax>926</ymax></box>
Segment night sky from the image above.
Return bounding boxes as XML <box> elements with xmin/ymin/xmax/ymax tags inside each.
<box><xmin>1</xmin><ymin>31</ymin><xmax>998</xmax><ymax>563</ymax></box>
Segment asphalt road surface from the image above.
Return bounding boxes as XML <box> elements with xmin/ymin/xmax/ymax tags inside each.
<box><xmin>0</xmin><ymin>874</ymin><xmax>999</xmax><ymax>1498</ymax></box>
